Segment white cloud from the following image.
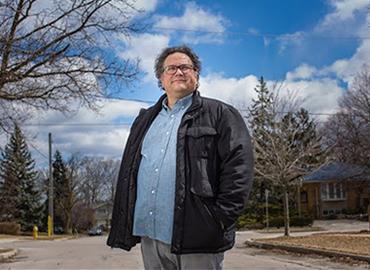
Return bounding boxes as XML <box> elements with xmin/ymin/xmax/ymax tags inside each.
<box><xmin>281</xmin><ymin>0</ymin><xmax>370</xmax><ymax>109</ymax></box>
<box><xmin>12</xmin><ymin>98</ymin><xmax>151</xmax><ymax>166</ymax></box>
<box><xmin>286</xmin><ymin>64</ymin><xmax>318</xmax><ymax>81</ymax></box>
<box><xmin>280</xmin><ymin>79</ymin><xmax>343</xmax><ymax>117</ymax></box>
<box><xmin>131</xmin><ymin>0</ymin><xmax>158</xmax><ymax>12</ymax></box>
<box><xmin>321</xmin><ymin>39</ymin><xmax>370</xmax><ymax>83</ymax></box>
<box><xmin>277</xmin><ymin>31</ymin><xmax>305</xmax><ymax>53</ymax></box>
<box><xmin>154</xmin><ymin>2</ymin><xmax>228</xmax><ymax>44</ymax></box>
<box><xmin>318</xmin><ymin>0</ymin><xmax>369</xmax><ymax>30</ymax></box>
<box><xmin>118</xmin><ymin>33</ymin><xmax>170</xmax><ymax>83</ymax></box>
<box><xmin>199</xmin><ymin>72</ymin><xmax>343</xmax><ymax>121</ymax></box>
<box><xmin>33</xmin><ymin>98</ymin><xmax>148</xmax><ymax>124</ymax></box>
<box><xmin>199</xmin><ymin>73</ymin><xmax>259</xmax><ymax>108</ymax></box>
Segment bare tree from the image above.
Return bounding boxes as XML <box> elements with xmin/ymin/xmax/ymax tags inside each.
<box><xmin>339</xmin><ymin>68</ymin><xmax>370</xmax><ymax>123</ymax></box>
<box><xmin>100</xmin><ymin>158</ymin><xmax>120</xmax><ymax>204</ymax></box>
<box><xmin>323</xmin><ymin>67</ymin><xmax>370</xmax><ymax>166</ymax></box>
<box><xmin>253</xmin><ymin>110</ymin><xmax>324</xmax><ymax>236</ymax></box>
<box><xmin>321</xmin><ymin>68</ymin><xmax>370</xmax><ymax>212</ymax></box>
<box><xmin>248</xmin><ymin>78</ymin><xmax>325</xmax><ymax>236</ymax></box>
<box><xmin>61</xmin><ymin>152</ymin><xmax>83</xmax><ymax>233</ymax></box>
<box><xmin>78</xmin><ymin>156</ymin><xmax>118</xmax><ymax>206</ymax></box>
<box><xmin>0</xmin><ymin>0</ymin><xmax>141</xmax><ymax>131</ymax></box>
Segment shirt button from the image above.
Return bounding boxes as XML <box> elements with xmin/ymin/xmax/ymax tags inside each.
<box><xmin>166</xmin><ymin>131</ymin><xmax>170</xmax><ymax>135</ymax></box>
<box><xmin>149</xmin><ymin>211</ymin><xmax>153</xmax><ymax>215</ymax></box>
<box><xmin>161</xmin><ymin>149</ymin><xmax>164</xmax><ymax>153</ymax></box>
<box><xmin>154</xmin><ymin>168</ymin><xmax>159</xmax><ymax>172</ymax></box>
<box><xmin>171</xmin><ymin>114</ymin><xmax>174</xmax><ymax>118</ymax></box>
<box><xmin>151</xmin><ymin>190</ymin><xmax>155</xmax><ymax>194</ymax></box>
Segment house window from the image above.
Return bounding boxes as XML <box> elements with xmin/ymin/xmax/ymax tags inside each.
<box><xmin>300</xmin><ymin>191</ymin><xmax>308</xmax><ymax>203</ymax></box>
<box><xmin>321</xmin><ymin>182</ymin><xmax>346</xmax><ymax>201</ymax></box>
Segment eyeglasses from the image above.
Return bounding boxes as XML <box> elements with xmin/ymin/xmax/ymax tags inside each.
<box><xmin>162</xmin><ymin>64</ymin><xmax>195</xmax><ymax>75</ymax></box>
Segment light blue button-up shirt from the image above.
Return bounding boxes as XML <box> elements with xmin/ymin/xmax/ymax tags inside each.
<box><xmin>133</xmin><ymin>93</ymin><xmax>193</xmax><ymax>244</ymax></box>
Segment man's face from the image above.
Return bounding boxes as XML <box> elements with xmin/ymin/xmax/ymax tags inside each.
<box><xmin>160</xmin><ymin>52</ymin><xmax>198</xmax><ymax>98</ymax></box>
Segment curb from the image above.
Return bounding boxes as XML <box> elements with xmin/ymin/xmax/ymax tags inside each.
<box><xmin>245</xmin><ymin>240</ymin><xmax>370</xmax><ymax>264</ymax></box>
<box><xmin>0</xmin><ymin>248</ymin><xmax>17</xmax><ymax>261</ymax></box>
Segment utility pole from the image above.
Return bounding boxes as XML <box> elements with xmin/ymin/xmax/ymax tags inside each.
<box><xmin>48</xmin><ymin>132</ymin><xmax>54</xmax><ymax>237</ymax></box>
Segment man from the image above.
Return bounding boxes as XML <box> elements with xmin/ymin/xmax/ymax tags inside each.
<box><xmin>107</xmin><ymin>46</ymin><xmax>254</xmax><ymax>269</ymax></box>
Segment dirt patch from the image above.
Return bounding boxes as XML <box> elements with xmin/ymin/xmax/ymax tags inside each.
<box><xmin>255</xmin><ymin>231</ymin><xmax>370</xmax><ymax>257</ymax></box>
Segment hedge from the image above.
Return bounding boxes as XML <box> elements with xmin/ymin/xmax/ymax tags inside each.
<box><xmin>0</xmin><ymin>222</ymin><xmax>21</xmax><ymax>235</ymax></box>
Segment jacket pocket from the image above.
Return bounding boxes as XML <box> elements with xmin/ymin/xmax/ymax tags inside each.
<box><xmin>193</xmin><ymin>190</ymin><xmax>225</xmax><ymax>231</ymax></box>
<box><xmin>182</xmin><ymin>189</ymin><xmax>225</xmax><ymax>249</ymax></box>
<box><xmin>186</xmin><ymin>126</ymin><xmax>217</xmax><ymax>158</ymax></box>
<box><xmin>190</xmin><ymin>158</ymin><xmax>214</xmax><ymax>197</ymax></box>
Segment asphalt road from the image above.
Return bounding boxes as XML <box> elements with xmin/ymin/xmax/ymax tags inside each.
<box><xmin>0</xmin><ymin>220</ymin><xmax>369</xmax><ymax>270</ymax></box>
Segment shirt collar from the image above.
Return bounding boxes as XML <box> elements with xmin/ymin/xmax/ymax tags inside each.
<box><xmin>162</xmin><ymin>92</ymin><xmax>193</xmax><ymax>112</ymax></box>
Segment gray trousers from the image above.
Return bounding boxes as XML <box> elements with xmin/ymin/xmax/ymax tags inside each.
<box><xmin>140</xmin><ymin>237</ymin><xmax>224</xmax><ymax>270</ymax></box>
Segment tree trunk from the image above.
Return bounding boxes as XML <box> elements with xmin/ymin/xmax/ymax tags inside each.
<box><xmin>297</xmin><ymin>185</ymin><xmax>301</xmax><ymax>217</ymax></box>
<box><xmin>64</xmin><ymin>210</ymin><xmax>72</xmax><ymax>234</ymax></box>
<box><xmin>283</xmin><ymin>190</ymin><xmax>290</xmax><ymax>236</ymax></box>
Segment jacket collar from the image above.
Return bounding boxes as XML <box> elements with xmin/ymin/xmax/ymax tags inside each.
<box><xmin>147</xmin><ymin>90</ymin><xmax>202</xmax><ymax>115</ymax></box>
<box><xmin>188</xmin><ymin>91</ymin><xmax>202</xmax><ymax>112</ymax></box>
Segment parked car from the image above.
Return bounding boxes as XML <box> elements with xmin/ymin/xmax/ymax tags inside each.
<box><xmin>54</xmin><ymin>226</ymin><xmax>64</xmax><ymax>234</ymax></box>
<box><xmin>88</xmin><ymin>226</ymin><xmax>102</xmax><ymax>236</ymax></box>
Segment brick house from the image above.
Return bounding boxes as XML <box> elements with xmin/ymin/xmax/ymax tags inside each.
<box><xmin>301</xmin><ymin>162</ymin><xmax>370</xmax><ymax>218</ymax></box>
<box><xmin>93</xmin><ymin>202</ymin><xmax>113</xmax><ymax>229</ymax></box>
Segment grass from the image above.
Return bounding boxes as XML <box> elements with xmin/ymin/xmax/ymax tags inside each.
<box><xmin>253</xmin><ymin>231</ymin><xmax>370</xmax><ymax>256</ymax></box>
<box><xmin>256</xmin><ymin>226</ymin><xmax>324</xmax><ymax>233</ymax></box>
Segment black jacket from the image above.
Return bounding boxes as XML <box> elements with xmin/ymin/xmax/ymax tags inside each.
<box><xmin>107</xmin><ymin>91</ymin><xmax>254</xmax><ymax>254</ymax></box>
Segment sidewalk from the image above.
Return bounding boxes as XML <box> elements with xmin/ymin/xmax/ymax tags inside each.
<box><xmin>313</xmin><ymin>219</ymin><xmax>369</xmax><ymax>232</ymax></box>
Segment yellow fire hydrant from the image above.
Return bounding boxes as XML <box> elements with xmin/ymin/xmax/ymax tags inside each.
<box><xmin>33</xmin><ymin>225</ymin><xmax>38</xmax><ymax>240</ymax></box>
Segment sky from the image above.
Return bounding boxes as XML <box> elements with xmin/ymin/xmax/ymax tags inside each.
<box><xmin>1</xmin><ymin>0</ymin><xmax>370</xmax><ymax>167</ymax></box>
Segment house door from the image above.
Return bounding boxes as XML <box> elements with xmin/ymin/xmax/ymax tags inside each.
<box><xmin>363</xmin><ymin>198</ymin><xmax>370</xmax><ymax>209</ymax></box>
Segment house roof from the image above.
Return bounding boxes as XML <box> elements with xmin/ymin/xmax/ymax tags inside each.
<box><xmin>303</xmin><ymin>162</ymin><xmax>370</xmax><ymax>183</ymax></box>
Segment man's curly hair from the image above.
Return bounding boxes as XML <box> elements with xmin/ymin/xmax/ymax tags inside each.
<box><xmin>154</xmin><ymin>45</ymin><xmax>201</xmax><ymax>90</ymax></box>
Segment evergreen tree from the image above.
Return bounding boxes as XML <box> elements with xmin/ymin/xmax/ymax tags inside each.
<box><xmin>249</xmin><ymin>77</ymin><xmax>275</xmax><ymax>134</ymax></box>
<box><xmin>247</xmin><ymin>77</ymin><xmax>276</xmax><ymax>222</ymax></box>
<box><xmin>281</xmin><ymin>108</ymin><xmax>322</xmax><ymax>168</ymax></box>
<box><xmin>244</xmin><ymin>78</ymin><xmax>323</xmax><ymax>235</ymax></box>
<box><xmin>53</xmin><ymin>150</ymin><xmax>74</xmax><ymax>234</ymax></box>
<box><xmin>0</xmin><ymin>125</ymin><xmax>42</xmax><ymax>230</ymax></box>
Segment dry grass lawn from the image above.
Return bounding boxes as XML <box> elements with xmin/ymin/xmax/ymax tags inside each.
<box><xmin>256</xmin><ymin>231</ymin><xmax>370</xmax><ymax>256</ymax></box>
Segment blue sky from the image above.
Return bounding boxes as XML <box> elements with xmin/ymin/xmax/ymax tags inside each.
<box><xmin>2</xmin><ymin>0</ymin><xmax>370</xmax><ymax>166</ymax></box>
<box><xmin>119</xmin><ymin>0</ymin><xmax>368</xmax><ymax>102</ymax></box>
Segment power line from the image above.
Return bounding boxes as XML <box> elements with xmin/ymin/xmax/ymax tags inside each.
<box><xmin>239</xmin><ymin>109</ymin><xmax>339</xmax><ymax>116</ymax></box>
<box><xmin>21</xmin><ymin>112</ymin><xmax>338</xmax><ymax>127</ymax></box>
<box><xmin>28</xmin><ymin>141</ymin><xmax>48</xmax><ymax>160</ymax></box>
<box><xmin>104</xmin><ymin>96</ymin><xmax>155</xmax><ymax>104</ymax></box>
<box><xmin>22</xmin><ymin>122</ymin><xmax>133</xmax><ymax>127</ymax></box>
<box><xmin>152</xmin><ymin>27</ymin><xmax>370</xmax><ymax>40</ymax></box>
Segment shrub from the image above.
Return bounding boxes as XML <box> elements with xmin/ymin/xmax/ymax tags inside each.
<box><xmin>268</xmin><ymin>216</ymin><xmax>285</xmax><ymax>228</ymax></box>
<box><xmin>236</xmin><ymin>215</ymin><xmax>264</xmax><ymax>230</ymax></box>
<box><xmin>0</xmin><ymin>222</ymin><xmax>21</xmax><ymax>235</ymax></box>
<box><xmin>266</xmin><ymin>216</ymin><xmax>313</xmax><ymax>228</ymax></box>
<box><xmin>326</xmin><ymin>214</ymin><xmax>337</xmax><ymax>220</ymax></box>
<box><xmin>290</xmin><ymin>216</ymin><xmax>313</xmax><ymax>227</ymax></box>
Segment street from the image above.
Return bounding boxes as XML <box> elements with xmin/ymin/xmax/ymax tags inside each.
<box><xmin>1</xmin><ymin>225</ymin><xmax>369</xmax><ymax>270</ymax></box>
